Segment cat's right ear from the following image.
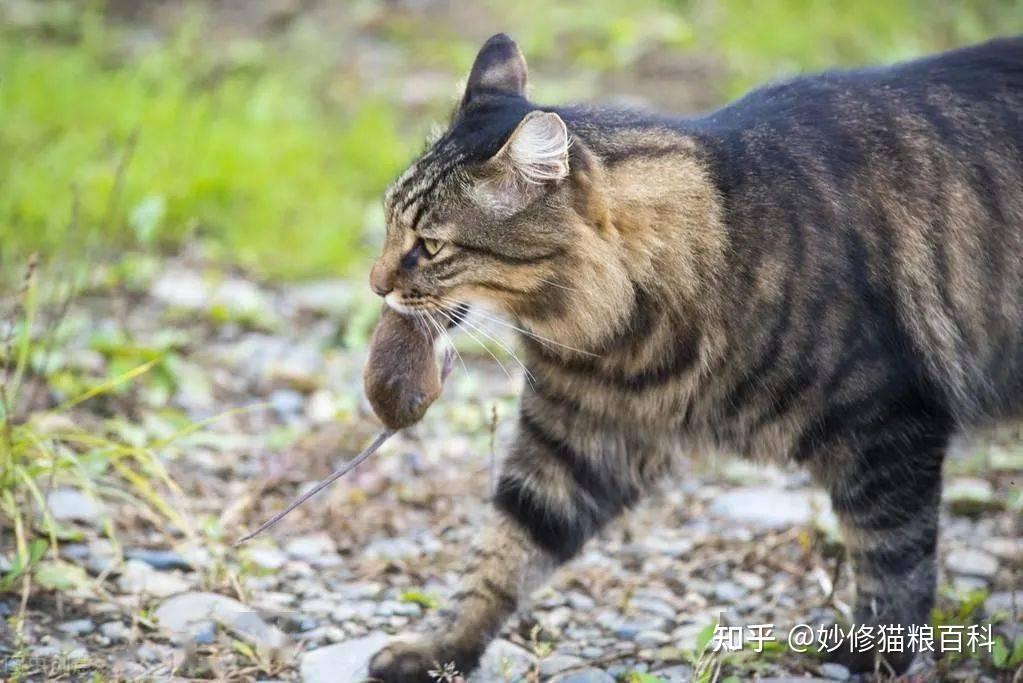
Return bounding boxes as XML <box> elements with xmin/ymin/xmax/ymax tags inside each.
<box><xmin>461</xmin><ymin>33</ymin><xmax>527</xmax><ymax>106</ymax></box>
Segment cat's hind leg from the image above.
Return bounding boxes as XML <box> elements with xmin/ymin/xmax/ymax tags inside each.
<box><xmin>822</xmin><ymin>424</ymin><xmax>947</xmax><ymax>676</ymax></box>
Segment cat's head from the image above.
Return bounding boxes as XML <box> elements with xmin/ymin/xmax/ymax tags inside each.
<box><xmin>370</xmin><ymin>34</ymin><xmax>614</xmax><ymax>337</ymax></box>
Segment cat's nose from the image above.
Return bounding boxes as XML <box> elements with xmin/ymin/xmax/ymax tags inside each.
<box><xmin>369</xmin><ymin>262</ymin><xmax>394</xmax><ymax>297</ymax></box>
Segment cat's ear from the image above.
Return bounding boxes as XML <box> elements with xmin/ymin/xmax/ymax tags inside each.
<box><xmin>497</xmin><ymin>110</ymin><xmax>570</xmax><ymax>184</ymax></box>
<box><xmin>462</xmin><ymin>33</ymin><xmax>527</xmax><ymax>105</ymax></box>
<box><xmin>475</xmin><ymin>111</ymin><xmax>570</xmax><ymax>214</ymax></box>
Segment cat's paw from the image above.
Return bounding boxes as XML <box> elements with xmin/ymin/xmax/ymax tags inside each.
<box><xmin>829</xmin><ymin>639</ymin><xmax>916</xmax><ymax>676</ymax></box>
<box><xmin>368</xmin><ymin>637</ymin><xmax>451</xmax><ymax>683</ymax></box>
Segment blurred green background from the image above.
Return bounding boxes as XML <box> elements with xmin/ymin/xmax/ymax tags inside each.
<box><xmin>2</xmin><ymin>0</ymin><xmax>1020</xmax><ymax>280</ymax></box>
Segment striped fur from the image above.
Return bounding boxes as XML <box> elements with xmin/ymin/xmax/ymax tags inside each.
<box><xmin>368</xmin><ymin>33</ymin><xmax>1023</xmax><ymax>681</ymax></box>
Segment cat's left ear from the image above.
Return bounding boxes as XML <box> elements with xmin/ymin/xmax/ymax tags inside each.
<box><xmin>493</xmin><ymin>110</ymin><xmax>570</xmax><ymax>184</ymax></box>
<box><xmin>475</xmin><ymin>111</ymin><xmax>570</xmax><ymax>213</ymax></box>
<box><xmin>462</xmin><ymin>33</ymin><xmax>528</xmax><ymax>105</ymax></box>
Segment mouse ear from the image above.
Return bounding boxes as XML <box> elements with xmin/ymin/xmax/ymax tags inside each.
<box><xmin>462</xmin><ymin>33</ymin><xmax>527</xmax><ymax>106</ymax></box>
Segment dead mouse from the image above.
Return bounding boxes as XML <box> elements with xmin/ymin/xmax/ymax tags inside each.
<box><xmin>364</xmin><ymin>306</ymin><xmax>450</xmax><ymax>430</ymax></box>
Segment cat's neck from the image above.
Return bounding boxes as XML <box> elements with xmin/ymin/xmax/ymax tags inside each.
<box><xmin>514</xmin><ymin>129</ymin><xmax>727</xmax><ymax>357</ymax></box>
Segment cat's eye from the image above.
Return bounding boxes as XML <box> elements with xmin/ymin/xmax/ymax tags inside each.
<box><xmin>421</xmin><ymin>238</ymin><xmax>444</xmax><ymax>257</ymax></box>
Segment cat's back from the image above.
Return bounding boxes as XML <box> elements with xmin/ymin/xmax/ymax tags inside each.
<box><xmin>700</xmin><ymin>35</ymin><xmax>1023</xmax><ymax>149</ymax></box>
<box><xmin>696</xmin><ymin>36</ymin><xmax>1023</xmax><ymax>424</ymax></box>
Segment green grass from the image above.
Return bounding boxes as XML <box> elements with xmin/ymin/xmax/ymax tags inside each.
<box><xmin>0</xmin><ymin>11</ymin><xmax>410</xmax><ymax>279</ymax></box>
<box><xmin>2</xmin><ymin>1</ymin><xmax>1019</xmax><ymax>279</ymax></box>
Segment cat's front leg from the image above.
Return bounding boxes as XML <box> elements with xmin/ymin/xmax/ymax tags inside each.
<box><xmin>369</xmin><ymin>406</ymin><xmax>638</xmax><ymax>682</ymax></box>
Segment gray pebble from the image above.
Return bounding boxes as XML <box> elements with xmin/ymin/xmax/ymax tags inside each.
<box><xmin>819</xmin><ymin>662</ymin><xmax>851</xmax><ymax>681</ymax></box>
<box><xmin>58</xmin><ymin>619</ymin><xmax>95</xmax><ymax>636</ymax></box>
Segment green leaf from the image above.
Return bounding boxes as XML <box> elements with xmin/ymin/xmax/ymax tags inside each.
<box><xmin>34</xmin><ymin>559</ymin><xmax>90</xmax><ymax>591</ymax></box>
<box><xmin>695</xmin><ymin>620</ymin><xmax>718</xmax><ymax>654</ymax></box>
<box><xmin>129</xmin><ymin>195</ymin><xmax>166</xmax><ymax>245</ymax></box>
<box><xmin>624</xmin><ymin>673</ymin><xmax>665</xmax><ymax>683</ymax></box>
<box><xmin>1010</xmin><ymin>636</ymin><xmax>1023</xmax><ymax>667</ymax></box>
<box><xmin>398</xmin><ymin>590</ymin><xmax>438</xmax><ymax>609</ymax></box>
<box><xmin>991</xmin><ymin>637</ymin><xmax>1008</xmax><ymax>667</ymax></box>
<box><xmin>1</xmin><ymin>538</ymin><xmax>48</xmax><ymax>592</ymax></box>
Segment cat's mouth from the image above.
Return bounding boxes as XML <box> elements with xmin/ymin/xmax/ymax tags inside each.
<box><xmin>385</xmin><ymin>290</ymin><xmax>469</xmax><ymax>326</ymax></box>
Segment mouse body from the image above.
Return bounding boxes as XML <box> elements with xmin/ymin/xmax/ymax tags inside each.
<box><xmin>363</xmin><ymin>307</ymin><xmax>443</xmax><ymax>430</ymax></box>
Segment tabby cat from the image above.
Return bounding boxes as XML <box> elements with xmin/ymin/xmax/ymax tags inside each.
<box><xmin>365</xmin><ymin>33</ymin><xmax>1023</xmax><ymax>680</ymax></box>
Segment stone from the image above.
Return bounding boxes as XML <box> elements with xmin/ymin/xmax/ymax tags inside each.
<box><xmin>285</xmin><ymin>533</ymin><xmax>339</xmax><ymax>565</ymax></box>
<box><xmin>57</xmin><ymin>619</ymin><xmax>94</xmax><ymax>635</ymax></box>
<box><xmin>628</xmin><ymin>596</ymin><xmax>677</xmax><ymax>620</ymax></box>
<box><xmin>713</xmin><ymin>581</ymin><xmax>747</xmax><ymax>603</ymax></box>
<box><xmin>470</xmin><ymin>638</ymin><xmax>536</xmax><ymax>683</ymax></box>
<box><xmin>269</xmin><ymin>389</ymin><xmax>306</xmax><ymax>418</ymax></box>
<box><xmin>288</xmin><ymin>279</ymin><xmax>354</xmax><ymax>317</ymax></box>
<box><xmin>710</xmin><ymin>487</ymin><xmax>834</xmax><ymax>529</ymax></box>
<box><xmin>548</xmin><ymin>668</ymin><xmax>615</xmax><ymax>683</ymax></box>
<box><xmin>653</xmin><ymin>664</ymin><xmax>695</xmax><ymax>682</ymax></box>
<box><xmin>981</xmin><ymin>537</ymin><xmax>1022</xmax><ymax>566</ymax></box>
<box><xmin>540</xmin><ymin>653</ymin><xmax>585</xmax><ymax>677</ymax></box>
<box><xmin>99</xmin><ymin>621</ymin><xmax>128</xmax><ymax>642</ymax></box>
<box><xmin>612</xmin><ymin>616</ymin><xmax>670</xmax><ymax>640</ymax></box>
<box><xmin>299</xmin><ymin>633</ymin><xmax>389</xmax><ymax>683</ymax></box>
<box><xmin>124</xmin><ymin>548</ymin><xmax>192</xmax><ymax>571</ymax></box>
<box><xmin>945</xmin><ymin>477</ymin><xmax>1000</xmax><ymax>516</ymax></box>
<box><xmin>819</xmin><ymin>662</ymin><xmax>851</xmax><ymax>681</ymax></box>
<box><xmin>154</xmin><ymin>592</ymin><xmax>290</xmax><ymax>651</ymax></box>
<box><xmin>246</xmin><ymin>546</ymin><xmax>288</xmax><ymax>571</ymax></box>
<box><xmin>364</xmin><ymin>537</ymin><xmax>421</xmax><ymax>561</ymax></box>
<box><xmin>946</xmin><ymin>548</ymin><xmax>999</xmax><ymax>579</ymax></box>
<box><xmin>985</xmin><ymin>590</ymin><xmax>1020</xmax><ymax>618</ymax></box>
<box><xmin>633</xmin><ymin>630</ymin><xmax>671</xmax><ymax>647</ymax></box>
<box><xmin>46</xmin><ymin>488</ymin><xmax>106</xmax><ymax>526</ymax></box>
<box><xmin>118</xmin><ymin>560</ymin><xmax>190</xmax><ymax>597</ymax></box>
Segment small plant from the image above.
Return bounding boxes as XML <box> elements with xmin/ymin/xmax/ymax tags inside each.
<box><xmin>0</xmin><ymin>258</ymin><xmax>187</xmax><ymax>624</ymax></box>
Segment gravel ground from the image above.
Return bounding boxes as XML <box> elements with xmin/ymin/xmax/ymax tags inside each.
<box><xmin>1</xmin><ymin>260</ymin><xmax>1019</xmax><ymax>682</ymax></box>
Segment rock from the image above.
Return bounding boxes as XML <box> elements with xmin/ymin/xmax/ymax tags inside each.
<box><xmin>653</xmin><ymin>664</ymin><xmax>695</xmax><ymax>682</ymax></box>
<box><xmin>99</xmin><ymin>621</ymin><xmax>128</xmax><ymax>642</ymax></box>
<box><xmin>364</xmin><ymin>537</ymin><xmax>421</xmax><ymax>561</ymax></box>
<box><xmin>46</xmin><ymin>488</ymin><xmax>106</xmax><ymax>526</ymax></box>
<box><xmin>548</xmin><ymin>668</ymin><xmax>615</xmax><ymax>683</ymax></box>
<box><xmin>288</xmin><ymin>279</ymin><xmax>354</xmax><ymax>317</ymax></box>
<box><xmin>470</xmin><ymin>638</ymin><xmax>536</xmax><ymax>683</ymax></box>
<box><xmin>819</xmin><ymin>662</ymin><xmax>851</xmax><ymax>681</ymax></box>
<box><xmin>945</xmin><ymin>477</ymin><xmax>1000</xmax><ymax>516</ymax></box>
<box><xmin>981</xmin><ymin>537</ymin><xmax>1022</xmax><ymax>566</ymax></box>
<box><xmin>154</xmin><ymin>592</ymin><xmax>290</xmax><ymax>651</ymax></box>
<box><xmin>285</xmin><ymin>533</ymin><xmax>338</xmax><ymax>565</ymax></box>
<box><xmin>269</xmin><ymin>389</ymin><xmax>306</xmax><ymax>419</ymax></box>
<box><xmin>642</xmin><ymin>536</ymin><xmax>695</xmax><ymax>558</ymax></box>
<box><xmin>628</xmin><ymin>596</ymin><xmax>677</xmax><ymax>620</ymax></box>
<box><xmin>540</xmin><ymin>653</ymin><xmax>585</xmax><ymax>677</ymax></box>
<box><xmin>151</xmin><ymin>268</ymin><xmax>208</xmax><ymax>309</ymax></box>
<box><xmin>713</xmin><ymin>581</ymin><xmax>747</xmax><ymax>603</ymax></box>
<box><xmin>57</xmin><ymin>619</ymin><xmax>94</xmax><ymax>636</ymax></box>
<box><xmin>946</xmin><ymin>548</ymin><xmax>999</xmax><ymax>579</ymax></box>
<box><xmin>299</xmin><ymin>632</ymin><xmax>389</xmax><ymax>683</ymax></box>
<box><xmin>985</xmin><ymin>590</ymin><xmax>1020</xmax><ymax>618</ymax></box>
<box><xmin>246</xmin><ymin>546</ymin><xmax>288</xmax><ymax>571</ymax></box>
<box><xmin>118</xmin><ymin>560</ymin><xmax>190</xmax><ymax>597</ymax></box>
<box><xmin>306</xmin><ymin>389</ymin><xmax>337</xmax><ymax>424</ymax></box>
<box><xmin>612</xmin><ymin>616</ymin><xmax>670</xmax><ymax>640</ymax></box>
<box><xmin>124</xmin><ymin>548</ymin><xmax>192</xmax><ymax>571</ymax></box>
<box><xmin>376</xmin><ymin>600</ymin><xmax>422</xmax><ymax>618</ymax></box>
<box><xmin>633</xmin><ymin>630</ymin><xmax>671</xmax><ymax>647</ymax></box>
<box><xmin>710</xmin><ymin>487</ymin><xmax>833</xmax><ymax>529</ymax></box>
<box><xmin>567</xmin><ymin>592</ymin><xmax>596</xmax><ymax>611</ymax></box>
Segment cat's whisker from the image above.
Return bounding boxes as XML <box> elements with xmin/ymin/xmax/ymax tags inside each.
<box><xmin>436</xmin><ymin>295</ymin><xmax>598</xmax><ymax>358</ymax></box>
<box><xmin>452</xmin><ymin>310</ymin><xmax>536</xmax><ymax>388</ymax></box>
<box><xmin>436</xmin><ymin>307</ymin><xmax>515</xmax><ymax>384</ymax></box>
<box><xmin>424</xmin><ymin>309</ymin><xmax>468</xmax><ymax>377</ymax></box>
